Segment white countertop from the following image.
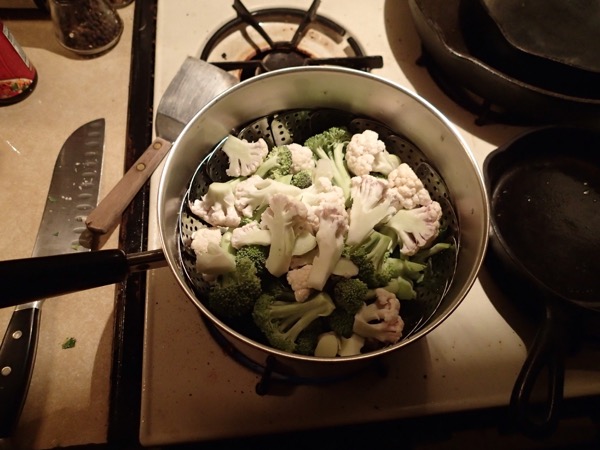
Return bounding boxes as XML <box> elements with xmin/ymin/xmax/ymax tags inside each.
<box><xmin>0</xmin><ymin>4</ymin><xmax>134</xmax><ymax>449</ymax></box>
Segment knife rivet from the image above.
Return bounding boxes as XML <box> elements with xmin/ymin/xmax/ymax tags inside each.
<box><xmin>136</xmin><ymin>163</ymin><xmax>146</xmax><ymax>171</ymax></box>
<box><xmin>1</xmin><ymin>366</ymin><xmax>11</xmax><ymax>376</ymax></box>
<box><xmin>12</xmin><ymin>330</ymin><xmax>22</xmax><ymax>340</ymax></box>
<box><xmin>153</xmin><ymin>142</ymin><xmax>162</xmax><ymax>150</ymax></box>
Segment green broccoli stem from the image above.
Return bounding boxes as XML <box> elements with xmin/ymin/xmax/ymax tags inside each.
<box><xmin>254</xmin><ymin>155</ymin><xmax>279</xmax><ymax>178</ymax></box>
<box><xmin>276</xmin><ymin>294</ymin><xmax>335</xmax><ymax>342</ymax></box>
<box><xmin>313</xmin><ymin>145</ymin><xmax>351</xmax><ymax>201</ymax></box>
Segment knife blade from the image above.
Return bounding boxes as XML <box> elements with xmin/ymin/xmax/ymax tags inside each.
<box><xmin>0</xmin><ymin>119</ymin><xmax>105</xmax><ymax>439</ymax></box>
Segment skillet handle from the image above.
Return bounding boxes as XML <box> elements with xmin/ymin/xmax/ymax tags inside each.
<box><xmin>0</xmin><ymin>250</ymin><xmax>129</xmax><ymax>308</ymax></box>
<box><xmin>510</xmin><ymin>301</ymin><xmax>565</xmax><ymax>437</ymax></box>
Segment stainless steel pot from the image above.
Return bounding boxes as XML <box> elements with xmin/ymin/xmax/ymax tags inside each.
<box><xmin>158</xmin><ymin>66</ymin><xmax>489</xmax><ymax>376</ymax></box>
<box><xmin>0</xmin><ymin>67</ymin><xmax>489</xmax><ymax>376</ymax></box>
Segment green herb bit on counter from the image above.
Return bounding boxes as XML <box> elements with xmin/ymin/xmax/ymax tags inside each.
<box><xmin>61</xmin><ymin>337</ymin><xmax>77</xmax><ymax>349</ymax></box>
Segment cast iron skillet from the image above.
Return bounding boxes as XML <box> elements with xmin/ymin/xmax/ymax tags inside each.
<box><xmin>408</xmin><ymin>0</ymin><xmax>600</xmax><ymax>124</ymax></box>
<box><xmin>484</xmin><ymin>126</ymin><xmax>600</xmax><ymax>436</ymax></box>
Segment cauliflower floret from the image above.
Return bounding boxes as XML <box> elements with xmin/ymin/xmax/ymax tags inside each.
<box><xmin>189</xmin><ymin>227</ymin><xmax>221</xmax><ymax>254</ymax></box>
<box><xmin>288</xmin><ymin>142</ymin><xmax>316</xmax><ymax>173</ymax></box>
<box><xmin>386</xmin><ymin>163</ymin><xmax>432</xmax><ymax>210</ymax></box>
<box><xmin>260</xmin><ymin>194</ymin><xmax>310</xmax><ymax>277</ymax></box>
<box><xmin>286</xmin><ymin>264</ymin><xmax>314</xmax><ymax>302</ymax></box>
<box><xmin>346</xmin><ymin>175</ymin><xmax>394</xmax><ymax>246</ymax></box>
<box><xmin>221</xmin><ymin>135</ymin><xmax>269</xmax><ymax>177</ymax></box>
<box><xmin>189</xmin><ymin>181</ymin><xmax>241</xmax><ymax>228</ymax></box>
<box><xmin>353</xmin><ymin>288</ymin><xmax>404</xmax><ymax>344</ymax></box>
<box><xmin>338</xmin><ymin>333</ymin><xmax>366</xmax><ymax>357</ymax></box>
<box><xmin>382</xmin><ymin>201</ymin><xmax>443</xmax><ymax>256</ymax></box>
<box><xmin>345</xmin><ymin>130</ymin><xmax>401</xmax><ymax>176</ymax></box>
<box><xmin>189</xmin><ymin>228</ymin><xmax>236</xmax><ymax>275</ymax></box>
<box><xmin>234</xmin><ymin>175</ymin><xmax>302</xmax><ymax>218</ymax></box>
<box><xmin>306</xmin><ymin>204</ymin><xmax>349</xmax><ymax>291</ymax></box>
<box><xmin>230</xmin><ymin>220</ymin><xmax>271</xmax><ymax>249</ymax></box>
<box><xmin>301</xmin><ymin>176</ymin><xmax>346</xmax><ymax>230</ymax></box>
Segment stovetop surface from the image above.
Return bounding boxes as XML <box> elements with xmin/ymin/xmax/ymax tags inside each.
<box><xmin>140</xmin><ymin>1</ymin><xmax>600</xmax><ymax>446</ymax></box>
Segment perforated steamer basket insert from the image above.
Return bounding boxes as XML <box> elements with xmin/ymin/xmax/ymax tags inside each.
<box><xmin>178</xmin><ymin>108</ymin><xmax>459</xmax><ymax>346</ymax></box>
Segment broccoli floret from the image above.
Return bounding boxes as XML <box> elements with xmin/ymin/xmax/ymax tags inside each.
<box><xmin>238</xmin><ymin>216</ymin><xmax>255</xmax><ymax>227</ymax></box>
<box><xmin>376</xmin><ymin>256</ymin><xmax>426</xmax><ymax>300</ymax></box>
<box><xmin>252</xmin><ymin>291</ymin><xmax>336</xmax><ymax>353</ymax></box>
<box><xmin>235</xmin><ymin>244</ymin><xmax>268</xmax><ymax>276</ymax></box>
<box><xmin>254</xmin><ymin>145</ymin><xmax>293</xmax><ymax>179</ymax></box>
<box><xmin>412</xmin><ymin>242</ymin><xmax>454</xmax><ymax>264</ymax></box>
<box><xmin>328</xmin><ymin>308</ymin><xmax>355</xmax><ymax>339</ymax></box>
<box><xmin>381</xmin><ymin>277</ymin><xmax>417</xmax><ymax>300</ymax></box>
<box><xmin>347</xmin><ymin>230</ymin><xmax>394</xmax><ymax>288</ymax></box>
<box><xmin>295</xmin><ymin>318</ymin><xmax>328</xmax><ymax>356</ymax></box>
<box><xmin>207</xmin><ymin>256</ymin><xmax>263</xmax><ymax>320</ymax></box>
<box><xmin>332</xmin><ymin>278</ymin><xmax>369</xmax><ymax>315</ymax></box>
<box><xmin>381</xmin><ymin>257</ymin><xmax>426</xmax><ymax>282</ymax></box>
<box><xmin>221</xmin><ymin>134</ymin><xmax>269</xmax><ymax>177</ymax></box>
<box><xmin>290</xmin><ymin>169</ymin><xmax>313</xmax><ymax>189</ymax></box>
<box><xmin>304</xmin><ymin>127</ymin><xmax>352</xmax><ymax>202</ymax></box>
<box><xmin>378</xmin><ymin>201</ymin><xmax>443</xmax><ymax>256</ymax></box>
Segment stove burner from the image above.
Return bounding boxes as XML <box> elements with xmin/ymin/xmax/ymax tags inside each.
<box><xmin>200</xmin><ymin>0</ymin><xmax>383</xmax><ymax>81</ymax></box>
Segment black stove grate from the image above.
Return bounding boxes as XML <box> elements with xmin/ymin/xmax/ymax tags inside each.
<box><xmin>200</xmin><ymin>0</ymin><xmax>383</xmax><ymax>81</ymax></box>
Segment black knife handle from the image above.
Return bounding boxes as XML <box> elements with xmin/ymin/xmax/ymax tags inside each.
<box><xmin>0</xmin><ymin>249</ymin><xmax>129</xmax><ymax>307</ymax></box>
<box><xmin>0</xmin><ymin>307</ymin><xmax>41</xmax><ymax>437</ymax></box>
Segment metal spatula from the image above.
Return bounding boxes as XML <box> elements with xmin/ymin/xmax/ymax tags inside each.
<box><xmin>85</xmin><ymin>57</ymin><xmax>238</xmax><ymax>241</ymax></box>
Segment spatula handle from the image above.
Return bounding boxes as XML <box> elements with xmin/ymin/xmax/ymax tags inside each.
<box><xmin>85</xmin><ymin>137</ymin><xmax>172</xmax><ymax>237</ymax></box>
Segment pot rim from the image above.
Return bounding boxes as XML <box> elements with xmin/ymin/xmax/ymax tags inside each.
<box><xmin>157</xmin><ymin>65</ymin><xmax>489</xmax><ymax>365</ymax></box>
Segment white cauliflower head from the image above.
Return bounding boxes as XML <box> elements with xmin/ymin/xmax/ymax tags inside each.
<box><xmin>353</xmin><ymin>289</ymin><xmax>404</xmax><ymax>344</ymax></box>
<box><xmin>189</xmin><ymin>181</ymin><xmax>241</xmax><ymax>228</ymax></box>
<box><xmin>345</xmin><ymin>130</ymin><xmax>401</xmax><ymax>176</ymax></box>
<box><xmin>386</xmin><ymin>163</ymin><xmax>433</xmax><ymax>210</ymax></box>
<box><xmin>301</xmin><ymin>176</ymin><xmax>346</xmax><ymax>231</ymax></box>
<box><xmin>233</xmin><ymin>175</ymin><xmax>302</xmax><ymax>218</ymax></box>
<box><xmin>286</xmin><ymin>264</ymin><xmax>313</xmax><ymax>302</ymax></box>
<box><xmin>346</xmin><ymin>175</ymin><xmax>394</xmax><ymax>246</ymax></box>
<box><xmin>221</xmin><ymin>135</ymin><xmax>269</xmax><ymax>177</ymax></box>
<box><xmin>384</xmin><ymin>201</ymin><xmax>443</xmax><ymax>256</ymax></box>
<box><xmin>288</xmin><ymin>142</ymin><xmax>316</xmax><ymax>173</ymax></box>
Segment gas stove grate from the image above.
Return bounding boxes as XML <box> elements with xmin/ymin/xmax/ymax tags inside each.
<box><xmin>200</xmin><ymin>0</ymin><xmax>383</xmax><ymax>80</ymax></box>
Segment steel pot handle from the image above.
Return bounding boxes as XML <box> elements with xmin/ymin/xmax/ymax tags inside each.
<box><xmin>509</xmin><ymin>300</ymin><xmax>565</xmax><ymax>437</ymax></box>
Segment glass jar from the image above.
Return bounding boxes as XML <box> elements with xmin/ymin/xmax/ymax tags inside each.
<box><xmin>49</xmin><ymin>0</ymin><xmax>123</xmax><ymax>56</ymax></box>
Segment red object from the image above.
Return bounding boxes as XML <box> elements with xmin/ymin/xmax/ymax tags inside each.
<box><xmin>0</xmin><ymin>21</ymin><xmax>37</xmax><ymax>105</ymax></box>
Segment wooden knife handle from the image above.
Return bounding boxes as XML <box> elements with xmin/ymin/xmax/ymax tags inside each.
<box><xmin>0</xmin><ymin>307</ymin><xmax>41</xmax><ymax>438</ymax></box>
<box><xmin>85</xmin><ymin>137</ymin><xmax>172</xmax><ymax>237</ymax></box>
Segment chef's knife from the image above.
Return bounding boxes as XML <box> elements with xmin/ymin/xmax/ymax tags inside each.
<box><xmin>0</xmin><ymin>119</ymin><xmax>105</xmax><ymax>439</ymax></box>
